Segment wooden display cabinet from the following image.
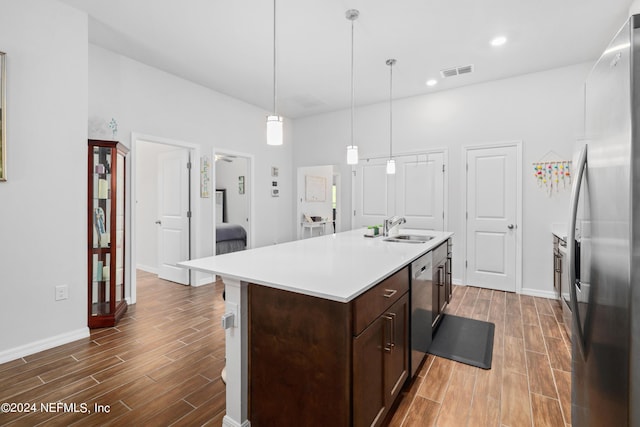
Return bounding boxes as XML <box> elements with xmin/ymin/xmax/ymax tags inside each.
<box><xmin>87</xmin><ymin>139</ymin><xmax>128</xmax><ymax>328</ymax></box>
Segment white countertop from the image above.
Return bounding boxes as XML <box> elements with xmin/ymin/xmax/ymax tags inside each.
<box><xmin>180</xmin><ymin>228</ymin><xmax>453</xmax><ymax>303</ymax></box>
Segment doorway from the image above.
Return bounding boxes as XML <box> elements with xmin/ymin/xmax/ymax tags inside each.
<box><xmin>296</xmin><ymin>165</ymin><xmax>340</xmax><ymax>239</ymax></box>
<box><xmin>212</xmin><ymin>149</ymin><xmax>253</xmax><ymax>252</ymax></box>
<box><xmin>130</xmin><ymin>133</ymin><xmax>200</xmax><ymax>304</ymax></box>
<box><xmin>463</xmin><ymin>142</ymin><xmax>522</xmax><ymax>292</ymax></box>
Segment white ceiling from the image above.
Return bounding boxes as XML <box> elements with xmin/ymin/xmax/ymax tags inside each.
<box><xmin>60</xmin><ymin>0</ymin><xmax>634</xmax><ymax>118</ymax></box>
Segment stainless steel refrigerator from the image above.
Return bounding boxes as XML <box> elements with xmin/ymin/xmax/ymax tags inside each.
<box><xmin>567</xmin><ymin>13</ymin><xmax>640</xmax><ymax>427</ymax></box>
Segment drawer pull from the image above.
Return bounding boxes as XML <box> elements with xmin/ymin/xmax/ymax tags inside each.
<box><xmin>383</xmin><ymin>289</ymin><xmax>397</xmax><ymax>298</ymax></box>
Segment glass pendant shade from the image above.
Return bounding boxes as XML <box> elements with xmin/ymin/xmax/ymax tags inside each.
<box><xmin>266</xmin><ymin>115</ymin><xmax>283</xmax><ymax>146</ymax></box>
<box><xmin>347</xmin><ymin>145</ymin><xmax>359</xmax><ymax>165</ymax></box>
<box><xmin>386</xmin><ymin>158</ymin><xmax>396</xmax><ymax>174</ymax></box>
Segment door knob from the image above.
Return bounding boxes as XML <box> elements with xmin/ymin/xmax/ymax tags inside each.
<box><xmin>507</xmin><ymin>224</ymin><xmax>515</xmax><ymax>230</ymax></box>
<box><xmin>155</xmin><ymin>220</ymin><xmax>162</xmax><ymax>225</ymax></box>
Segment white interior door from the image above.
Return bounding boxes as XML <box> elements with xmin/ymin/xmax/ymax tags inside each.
<box><xmin>395</xmin><ymin>153</ymin><xmax>444</xmax><ymax>231</ymax></box>
<box><xmin>157</xmin><ymin>149</ymin><xmax>190</xmax><ymax>285</ymax></box>
<box><xmin>352</xmin><ymin>159</ymin><xmax>392</xmax><ymax>229</ymax></box>
<box><xmin>466</xmin><ymin>145</ymin><xmax>517</xmax><ymax>292</ymax></box>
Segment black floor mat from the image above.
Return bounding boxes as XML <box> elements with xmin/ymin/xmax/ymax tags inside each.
<box><xmin>428</xmin><ymin>314</ymin><xmax>495</xmax><ymax>369</ymax></box>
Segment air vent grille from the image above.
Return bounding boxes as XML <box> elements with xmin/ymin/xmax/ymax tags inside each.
<box><xmin>440</xmin><ymin>64</ymin><xmax>474</xmax><ymax>78</ymax></box>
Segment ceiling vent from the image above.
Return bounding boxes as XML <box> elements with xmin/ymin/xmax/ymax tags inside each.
<box><xmin>440</xmin><ymin>64</ymin><xmax>474</xmax><ymax>78</ymax></box>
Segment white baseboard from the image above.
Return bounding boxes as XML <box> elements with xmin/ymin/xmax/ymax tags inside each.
<box><xmin>520</xmin><ymin>287</ymin><xmax>558</xmax><ymax>299</ymax></box>
<box><xmin>0</xmin><ymin>328</ymin><xmax>90</xmax><ymax>364</ymax></box>
<box><xmin>192</xmin><ymin>271</ymin><xmax>215</xmax><ymax>287</ymax></box>
<box><xmin>136</xmin><ymin>264</ymin><xmax>159</xmax><ymax>275</ymax></box>
<box><xmin>222</xmin><ymin>415</ymin><xmax>250</xmax><ymax>427</ymax></box>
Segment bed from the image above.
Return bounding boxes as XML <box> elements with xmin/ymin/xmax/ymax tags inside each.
<box><xmin>216</xmin><ymin>222</ymin><xmax>247</xmax><ymax>255</ymax></box>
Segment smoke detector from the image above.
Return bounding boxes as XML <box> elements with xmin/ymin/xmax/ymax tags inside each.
<box><xmin>440</xmin><ymin>64</ymin><xmax>474</xmax><ymax>78</ymax></box>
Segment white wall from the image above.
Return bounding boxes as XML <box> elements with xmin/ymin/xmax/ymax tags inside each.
<box><xmin>88</xmin><ymin>44</ymin><xmax>295</xmax><ymax>290</ymax></box>
<box><xmin>293</xmin><ymin>63</ymin><xmax>590</xmax><ymax>297</ymax></box>
<box><xmin>215</xmin><ymin>157</ymin><xmax>249</xmax><ymax>228</ymax></box>
<box><xmin>0</xmin><ymin>0</ymin><xmax>88</xmax><ymax>361</ymax></box>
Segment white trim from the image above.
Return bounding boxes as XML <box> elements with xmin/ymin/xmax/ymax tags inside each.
<box><xmin>0</xmin><ymin>328</ymin><xmax>90</xmax><ymax>364</ymax></box>
<box><xmin>461</xmin><ymin>140</ymin><xmax>523</xmax><ymax>293</ymax></box>
<box><xmin>212</xmin><ymin>148</ymin><xmax>255</xmax><ymax>252</ymax></box>
<box><xmin>193</xmin><ymin>274</ymin><xmax>216</xmax><ymax>287</ymax></box>
<box><xmin>136</xmin><ymin>264</ymin><xmax>159</xmax><ymax>275</ymax></box>
<box><xmin>130</xmin><ymin>132</ymin><xmax>202</xmax><ymax>303</ymax></box>
<box><xmin>222</xmin><ymin>416</ymin><xmax>251</xmax><ymax>427</ymax></box>
<box><xmin>520</xmin><ymin>288</ymin><xmax>558</xmax><ymax>300</ymax></box>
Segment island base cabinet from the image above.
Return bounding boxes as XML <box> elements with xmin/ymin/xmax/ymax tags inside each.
<box><xmin>248</xmin><ymin>266</ymin><xmax>410</xmax><ymax>427</ymax></box>
<box><xmin>248</xmin><ymin>284</ymin><xmax>352</xmax><ymax>427</ymax></box>
<box><xmin>354</xmin><ymin>293</ymin><xmax>409</xmax><ymax>427</ymax></box>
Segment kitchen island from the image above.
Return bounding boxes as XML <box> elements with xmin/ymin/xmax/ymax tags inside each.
<box><xmin>180</xmin><ymin>228</ymin><xmax>453</xmax><ymax>427</ymax></box>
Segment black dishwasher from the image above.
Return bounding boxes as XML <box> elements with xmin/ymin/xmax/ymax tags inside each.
<box><xmin>410</xmin><ymin>251</ymin><xmax>432</xmax><ymax>377</ymax></box>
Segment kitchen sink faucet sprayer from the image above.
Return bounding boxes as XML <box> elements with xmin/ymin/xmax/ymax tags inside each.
<box><xmin>383</xmin><ymin>216</ymin><xmax>406</xmax><ymax>236</ymax></box>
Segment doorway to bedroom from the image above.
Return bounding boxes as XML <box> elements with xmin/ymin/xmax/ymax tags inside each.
<box><xmin>213</xmin><ymin>150</ymin><xmax>253</xmax><ymax>254</ymax></box>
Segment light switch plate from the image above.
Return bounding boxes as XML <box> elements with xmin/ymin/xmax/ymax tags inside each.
<box><xmin>55</xmin><ymin>285</ymin><xmax>68</xmax><ymax>301</ymax></box>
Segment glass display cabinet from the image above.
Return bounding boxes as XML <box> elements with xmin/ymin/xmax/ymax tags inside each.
<box><xmin>88</xmin><ymin>139</ymin><xmax>128</xmax><ymax>328</ymax></box>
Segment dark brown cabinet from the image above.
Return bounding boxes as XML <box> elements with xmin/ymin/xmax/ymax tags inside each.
<box><xmin>354</xmin><ymin>293</ymin><xmax>409</xmax><ymax>427</ymax></box>
<box><xmin>249</xmin><ymin>267</ymin><xmax>410</xmax><ymax>427</ymax></box>
<box><xmin>87</xmin><ymin>139</ymin><xmax>128</xmax><ymax>328</ymax></box>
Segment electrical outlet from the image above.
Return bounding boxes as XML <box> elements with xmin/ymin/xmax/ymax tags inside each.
<box><xmin>55</xmin><ymin>285</ymin><xmax>68</xmax><ymax>301</ymax></box>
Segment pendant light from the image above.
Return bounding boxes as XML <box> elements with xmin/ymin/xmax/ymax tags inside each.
<box><xmin>266</xmin><ymin>0</ymin><xmax>283</xmax><ymax>146</ymax></box>
<box><xmin>386</xmin><ymin>59</ymin><xmax>396</xmax><ymax>174</ymax></box>
<box><xmin>346</xmin><ymin>9</ymin><xmax>359</xmax><ymax>164</ymax></box>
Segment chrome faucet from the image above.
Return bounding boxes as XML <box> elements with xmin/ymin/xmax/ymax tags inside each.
<box><xmin>383</xmin><ymin>216</ymin><xmax>406</xmax><ymax>236</ymax></box>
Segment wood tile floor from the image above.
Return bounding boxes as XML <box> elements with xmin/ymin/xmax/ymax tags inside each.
<box><xmin>0</xmin><ymin>272</ymin><xmax>571</xmax><ymax>426</ymax></box>
<box><xmin>390</xmin><ymin>285</ymin><xmax>572</xmax><ymax>427</ymax></box>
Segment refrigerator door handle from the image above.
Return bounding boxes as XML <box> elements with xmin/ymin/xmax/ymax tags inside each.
<box><xmin>568</xmin><ymin>143</ymin><xmax>587</xmax><ymax>356</ymax></box>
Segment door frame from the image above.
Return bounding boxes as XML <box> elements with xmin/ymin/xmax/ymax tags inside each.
<box><xmin>212</xmin><ymin>147</ymin><xmax>255</xmax><ymax>252</ymax></box>
<box><xmin>462</xmin><ymin>141</ymin><xmax>523</xmax><ymax>292</ymax></box>
<box><xmin>350</xmin><ymin>149</ymin><xmax>449</xmax><ymax>231</ymax></box>
<box><xmin>130</xmin><ymin>132</ymin><xmax>201</xmax><ymax>304</ymax></box>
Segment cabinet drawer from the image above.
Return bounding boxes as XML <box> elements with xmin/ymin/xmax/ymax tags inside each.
<box><xmin>353</xmin><ymin>267</ymin><xmax>409</xmax><ymax>335</ymax></box>
<box><xmin>433</xmin><ymin>241</ymin><xmax>447</xmax><ymax>265</ymax></box>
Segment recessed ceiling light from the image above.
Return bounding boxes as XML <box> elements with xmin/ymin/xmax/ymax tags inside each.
<box><xmin>426</xmin><ymin>79</ymin><xmax>438</xmax><ymax>87</ymax></box>
<box><xmin>490</xmin><ymin>36</ymin><xmax>507</xmax><ymax>47</ymax></box>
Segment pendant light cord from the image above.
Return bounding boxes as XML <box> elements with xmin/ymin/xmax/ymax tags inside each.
<box><xmin>350</xmin><ymin>16</ymin><xmax>355</xmax><ymax>147</ymax></box>
<box><xmin>389</xmin><ymin>62</ymin><xmax>393</xmax><ymax>158</ymax></box>
<box><xmin>273</xmin><ymin>0</ymin><xmax>277</xmax><ymax>116</ymax></box>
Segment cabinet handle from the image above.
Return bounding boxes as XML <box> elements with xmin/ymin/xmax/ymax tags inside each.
<box><xmin>383</xmin><ymin>289</ymin><xmax>397</xmax><ymax>298</ymax></box>
<box><xmin>383</xmin><ymin>313</ymin><xmax>396</xmax><ymax>352</ymax></box>
<box><xmin>438</xmin><ymin>266</ymin><xmax>445</xmax><ymax>286</ymax></box>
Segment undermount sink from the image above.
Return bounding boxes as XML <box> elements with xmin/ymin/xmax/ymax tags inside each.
<box><xmin>383</xmin><ymin>234</ymin><xmax>433</xmax><ymax>243</ymax></box>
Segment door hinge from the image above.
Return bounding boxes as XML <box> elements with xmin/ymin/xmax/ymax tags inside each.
<box><xmin>187</xmin><ymin>162</ymin><xmax>192</xmax><ymax>170</ymax></box>
<box><xmin>465</xmin><ymin>260</ymin><xmax>468</xmax><ymax>268</ymax></box>
<box><xmin>352</xmin><ymin>170</ymin><xmax>356</xmax><ymax>177</ymax></box>
<box><xmin>466</xmin><ymin>212</ymin><xmax>468</xmax><ymax>220</ymax></box>
<box><xmin>442</xmin><ymin>164</ymin><xmax>445</xmax><ymax>173</ymax></box>
<box><xmin>187</xmin><ymin>211</ymin><xmax>192</xmax><ymax>218</ymax></box>
<box><xmin>354</xmin><ymin>210</ymin><xmax>356</xmax><ymax>216</ymax></box>
<box><xmin>466</xmin><ymin>163</ymin><xmax>468</xmax><ymax>171</ymax></box>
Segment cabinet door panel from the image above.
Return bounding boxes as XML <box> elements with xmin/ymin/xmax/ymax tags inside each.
<box><xmin>385</xmin><ymin>293</ymin><xmax>409</xmax><ymax>403</ymax></box>
<box><xmin>353</xmin><ymin>317</ymin><xmax>386</xmax><ymax>427</ymax></box>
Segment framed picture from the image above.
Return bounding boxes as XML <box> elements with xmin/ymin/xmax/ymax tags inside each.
<box><xmin>200</xmin><ymin>156</ymin><xmax>211</xmax><ymax>198</ymax></box>
<box><xmin>305</xmin><ymin>175</ymin><xmax>326</xmax><ymax>202</ymax></box>
<box><xmin>238</xmin><ymin>175</ymin><xmax>245</xmax><ymax>194</ymax></box>
<box><xmin>0</xmin><ymin>52</ymin><xmax>6</xmax><ymax>181</ymax></box>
